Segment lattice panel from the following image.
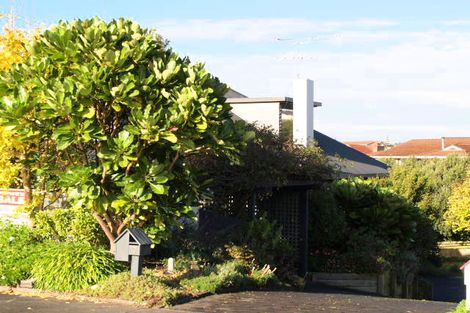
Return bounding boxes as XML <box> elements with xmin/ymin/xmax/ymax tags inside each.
<box><xmin>259</xmin><ymin>190</ymin><xmax>300</xmax><ymax>251</ymax></box>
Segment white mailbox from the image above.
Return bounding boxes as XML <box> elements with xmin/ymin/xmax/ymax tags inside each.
<box><xmin>460</xmin><ymin>260</ymin><xmax>470</xmax><ymax>310</ymax></box>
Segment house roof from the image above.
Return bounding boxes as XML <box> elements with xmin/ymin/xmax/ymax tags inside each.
<box><xmin>343</xmin><ymin>141</ymin><xmax>390</xmax><ymax>156</ymax></box>
<box><xmin>225</xmin><ymin>88</ymin><xmax>248</xmax><ymax>98</ymax></box>
<box><xmin>373</xmin><ymin>137</ymin><xmax>470</xmax><ymax>158</ymax></box>
<box><xmin>315</xmin><ymin>131</ymin><xmax>389</xmax><ymax>177</ymax></box>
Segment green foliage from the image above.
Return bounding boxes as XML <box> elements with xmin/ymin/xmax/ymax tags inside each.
<box><xmin>31</xmin><ymin>242</ymin><xmax>121</xmax><ymax>291</ymax></box>
<box><xmin>86</xmin><ymin>271</ymin><xmax>186</xmax><ymax>307</ymax></box>
<box><xmin>191</xmin><ymin>126</ymin><xmax>332</xmax><ymax>218</ymax></box>
<box><xmin>160</xmin><ymin>214</ymin><xmax>294</xmax><ymax>274</ymax></box>
<box><xmin>230</xmin><ymin>216</ymin><xmax>294</xmax><ymax>271</ymax></box>
<box><xmin>381</xmin><ymin>156</ymin><xmax>470</xmax><ymax>238</ymax></box>
<box><xmin>32</xmin><ymin>207</ymin><xmax>104</xmax><ymax>244</ymax></box>
<box><xmin>0</xmin><ymin>17</ymin><xmax>251</xmax><ymax>245</ymax></box>
<box><xmin>309</xmin><ymin>178</ymin><xmax>438</xmax><ymax>274</ymax></box>
<box><xmin>181</xmin><ymin>260</ymin><xmax>278</xmax><ymax>293</ymax></box>
<box><xmin>448</xmin><ymin>301</ymin><xmax>468</xmax><ymax>313</ymax></box>
<box><xmin>445</xmin><ymin>170</ymin><xmax>470</xmax><ymax>235</ymax></box>
<box><xmin>0</xmin><ymin>222</ymin><xmax>40</xmax><ymax>286</ymax></box>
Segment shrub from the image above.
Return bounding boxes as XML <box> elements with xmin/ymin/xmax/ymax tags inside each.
<box><xmin>31</xmin><ymin>242</ymin><xmax>121</xmax><ymax>291</ymax></box>
<box><xmin>448</xmin><ymin>301</ymin><xmax>468</xmax><ymax>313</ymax></box>
<box><xmin>86</xmin><ymin>271</ymin><xmax>187</xmax><ymax>307</ymax></box>
<box><xmin>0</xmin><ymin>222</ymin><xmax>41</xmax><ymax>286</ymax></box>
<box><xmin>181</xmin><ymin>260</ymin><xmax>278</xmax><ymax>294</ymax></box>
<box><xmin>309</xmin><ymin>178</ymin><xmax>438</xmax><ymax>274</ymax></box>
<box><xmin>32</xmin><ymin>207</ymin><xmax>104</xmax><ymax>244</ymax></box>
<box><xmin>228</xmin><ymin>216</ymin><xmax>294</xmax><ymax>273</ymax></box>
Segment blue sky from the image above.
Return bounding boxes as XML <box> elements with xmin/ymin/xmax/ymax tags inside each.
<box><xmin>2</xmin><ymin>0</ymin><xmax>470</xmax><ymax>142</ymax></box>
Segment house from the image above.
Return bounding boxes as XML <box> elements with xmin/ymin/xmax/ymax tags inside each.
<box><xmin>0</xmin><ymin>188</ymin><xmax>29</xmax><ymax>224</ymax></box>
<box><xmin>343</xmin><ymin>140</ymin><xmax>393</xmax><ymax>156</ymax></box>
<box><xmin>372</xmin><ymin>137</ymin><xmax>470</xmax><ymax>161</ymax></box>
<box><xmin>226</xmin><ymin>79</ymin><xmax>388</xmax><ymax>177</ymax></box>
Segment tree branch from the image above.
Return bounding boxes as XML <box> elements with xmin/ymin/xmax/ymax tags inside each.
<box><xmin>93</xmin><ymin>211</ymin><xmax>116</xmax><ymax>250</ymax></box>
<box><xmin>117</xmin><ymin>213</ymin><xmax>136</xmax><ymax>235</ymax></box>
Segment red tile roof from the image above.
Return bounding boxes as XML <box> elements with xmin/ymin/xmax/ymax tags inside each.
<box><xmin>373</xmin><ymin>137</ymin><xmax>470</xmax><ymax>158</ymax></box>
<box><xmin>343</xmin><ymin>141</ymin><xmax>388</xmax><ymax>156</ymax></box>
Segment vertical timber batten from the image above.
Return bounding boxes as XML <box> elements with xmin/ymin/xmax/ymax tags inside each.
<box><xmin>298</xmin><ymin>189</ymin><xmax>309</xmax><ymax>276</ymax></box>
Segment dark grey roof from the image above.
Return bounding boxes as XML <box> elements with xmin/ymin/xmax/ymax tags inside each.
<box><xmin>114</xmin><ymin>228</ymin><xmax>153</xmax><ymax>245</ymax></box>
<box><xmin>314</xmin><ymin>130</ymin><xmax>388</xmax><ymax>177</ymax></box>
<box><xmin>225</xmin><ymin>88</ymin><xmax>247</xmax><ymax>98</ymax></box>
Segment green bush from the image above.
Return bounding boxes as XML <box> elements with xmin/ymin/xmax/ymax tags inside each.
<box><xmin>309</xmin><ymin>178</ymin><xmax>438</xmax><ymax>274</ymax></box>
<box><xmin>448</xmin><ymin>301</ymin><xmax>468</xmax><ymax>313</ymax></box>
<box><xmin>31</xmin><ymin>242</ymin><xmax>121</xmax><ymax>291</ymax></box>
<box><xmin>0</xmin><ymin>222</ymin><xmax>41</xmax><ymax>286</ymax></box>
<box><xmin>181</xmin><ymin>260</ymin><xmax>278</xmax><ymax>293</ymax></box>
<box><xmin>32</xmin><ymin>207</ymin><xmax>104</xmax><ymax>244</ymax></box>
<box><xmin>86</xmin><ymin>271</ymin><xmax>187</xmax><ymax>307</ymax></box>
<box><xmin>223</xmin><ymin>216</ymin><xmax>293</xmax><ymax>274</ymax></box>
<box><xmin>381</xmin><ymin>156</ymin><xmax>470</xmax><ymax>239</ymax></box>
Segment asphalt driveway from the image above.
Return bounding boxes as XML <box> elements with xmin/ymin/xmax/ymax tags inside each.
<box><xmin>0</xmin><ymin>290</ymin><xmax>457</xmax><ymax>313</ymax></box>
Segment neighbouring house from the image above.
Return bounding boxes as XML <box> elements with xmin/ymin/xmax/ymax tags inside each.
<box><xmin>343</xmin><ymin>140</ymin><xmax>393</xmax><ymax>156</ymax></box>
<box><xmin>0</xmin><ymin>188</ymin><xmax>29</xmax><ymax>224</ymax></box>
<box><xmin>372</xmin><ymin>137</ymin><xmax>470</xmax><ymax>161</ymax></box>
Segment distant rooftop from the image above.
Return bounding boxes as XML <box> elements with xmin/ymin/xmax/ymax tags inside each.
<box><xmin>373</xmin><ymin>137</ymin><xmax>470</xmax><ymax>158</ymax></box>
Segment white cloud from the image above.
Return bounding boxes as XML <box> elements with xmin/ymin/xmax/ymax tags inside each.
<box><xmin>441</xmin><ymin>20</ymin><xmax>470</xmax><ymax>26</ymax></box>
<box><xmin>153</xmin><ymin>19</ymin><xmax>470</xmax><ymax>141</ymax></box>
<box><xmin>155</xmin><ymin>18</ymin><xmax>398</xmax><ymax>42</ymax></box>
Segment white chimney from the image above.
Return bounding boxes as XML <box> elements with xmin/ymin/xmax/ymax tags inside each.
<box><xmin>441</xmin><ymin>137</ymin><xmax>446</xmax><ymax>150</ymax></box>
<box><xmin>293</xmin><ymin>79</ymin><xmax>314</xmax><ymax>146</ymax></box>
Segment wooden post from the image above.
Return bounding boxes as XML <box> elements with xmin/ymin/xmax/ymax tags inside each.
<box><xmin>298</xmin><ymin>189</ymin><xmax>309</xmax><ymax>276</ymax></box>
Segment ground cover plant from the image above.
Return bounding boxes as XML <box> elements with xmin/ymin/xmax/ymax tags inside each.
<box><xmin>85</xmin><ymin>260</ymin><xmax>279</xmax><ymax>307</ymax></box>
<box><xmin>31</xmin><ymin>241</ymin><xmax>122</xmax><ymax>291</ymax></box>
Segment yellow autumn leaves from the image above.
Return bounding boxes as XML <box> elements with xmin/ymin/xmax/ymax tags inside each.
<box><xmin>0</xmin><ymin>12</ymin><xmax>38</xmax><ymax>187</ymax></box>
<box><xmin>445</xmin><ymin>170</ymin><xmax>470</xmax><ymax>234</ymax></box>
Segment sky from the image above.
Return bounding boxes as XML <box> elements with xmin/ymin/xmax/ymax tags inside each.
<box><xmin>2</xmin><ymin>0</ymin><xmax>470</xmax><ymax>143</ymax></box>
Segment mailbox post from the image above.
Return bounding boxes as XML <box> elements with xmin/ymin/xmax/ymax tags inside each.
<box><xmin>114</xmin><ymin>228</ymin><xmax>152</xmax><ymax>276</ymax></box>
<box><xmin>461</xmin><ymin>260</ymin><xmax>470</xmax><ymax>310</ymax></box>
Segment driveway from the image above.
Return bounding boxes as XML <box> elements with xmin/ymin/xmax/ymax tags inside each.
<box><xmin>0</xmin><ymin>290</ymin><xmax>457</xmax><ymax>313</ymax></box>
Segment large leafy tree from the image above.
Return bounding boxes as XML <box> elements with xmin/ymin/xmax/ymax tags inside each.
<box><xmin>445</xmin><ymin>170</ymin><xmax>470</xmax><ymax>238</ymax></box>
<box><xmin>379</xmin><ymin>156</ymin><xmax>470</xmax><ymax>239</ymax></box>
<box><xmin>0</xmin><ymin>18</ymin><xmax>250</xmax><ymax>248</ymax></box>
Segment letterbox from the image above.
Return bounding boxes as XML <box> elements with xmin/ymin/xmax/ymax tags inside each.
<box><xmin>114</xmin><ymin>228</ymin><xmax>152</xmax><ymax>276</ymax></box>
<box><xmin>460</xmin><ymin>260</ymin><xmax>470</xmax><ymax>310</ymax></box>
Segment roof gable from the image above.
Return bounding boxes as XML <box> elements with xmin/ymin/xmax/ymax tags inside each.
<box><xmin>114</xmin><ymin>228</ymin><xmax>153</xmax><ymax>245</ymax></box>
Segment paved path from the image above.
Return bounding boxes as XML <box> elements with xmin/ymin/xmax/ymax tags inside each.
<box><xmin>0</xmin><ymin>290</ymin><xmax>457</xmax><ymax>313</ymax></box>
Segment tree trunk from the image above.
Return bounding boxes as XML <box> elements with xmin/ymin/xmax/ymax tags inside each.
<box><xmin>21</xmin><ymin>166</ymin><xmax>32</xmax><ymax>204</ymax></box>
<box><xmin>93</xmin><ymin>211</ymin><xmax>117</xmax><ymax>253</ymax></box>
